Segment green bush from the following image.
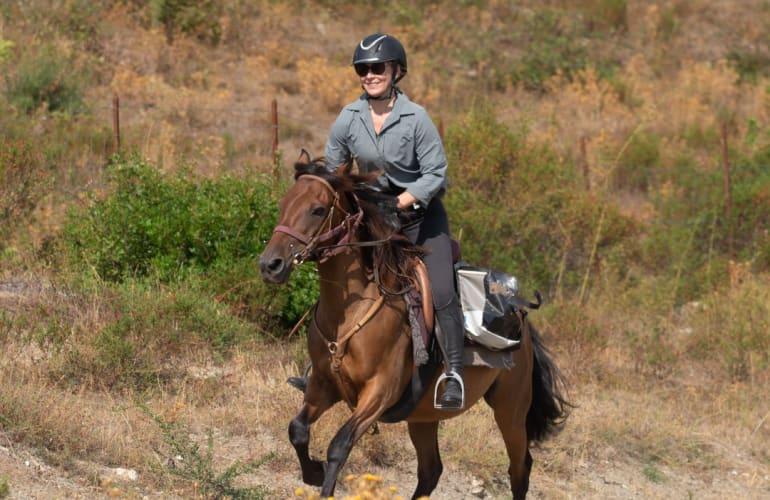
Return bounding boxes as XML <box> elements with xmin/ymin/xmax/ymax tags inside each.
<box><xmin>508</xmin><ymin>10</ymin><xmax>591</xmax><ymax>91</ymax></box>
<box><xmin>727</xmin><ymin>46</ymin><xmax>770</xmax><ymax>83</ymax></box>
<box><xmin>5</xmin><ymin>44</ymin><xmax>85</xmax><ymax>114</ymax></box>
<box><xmin>644</xmin><ymin>157</ymin><xmax>770</xmax><ymax>296</ymax></box>
<box><xmin>65</xmin><ymin>155</ymin><xmax>273</xmax><ymax>281</ymax></box>
<box><xmin>0</xmin><ymin>38</ymin><xmax>13</xmax><ymax>64</ymax></box>
<box><xmin>150</xmin><ymin>0</ymin><xmax>223</xmax><ymax>45</ymax></box>
<box><xmin>444</xmin><ymin>106</ymin><xmax>638</xmax><ymax>298</ymax></box>
<box><xmin>612</xmin><ymin>131</ymin><xmax>661</xmax><ymax>192</ymax></box>
<box><xmin>63</xmin><ymin>154</ymin><xmax>319</xmax><ymax>326</ymax></box>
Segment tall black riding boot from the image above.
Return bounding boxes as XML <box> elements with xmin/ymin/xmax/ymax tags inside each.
<box><xmin>435</xmin><ymin>298</ymin><xmax>465</xmax><ymax>410</ymax></box>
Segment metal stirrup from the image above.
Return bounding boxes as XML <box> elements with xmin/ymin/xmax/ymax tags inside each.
<box><xmin>433</xmin><ymin>370</ymin><xmax>465</xmax><ymax>410</ymax></box>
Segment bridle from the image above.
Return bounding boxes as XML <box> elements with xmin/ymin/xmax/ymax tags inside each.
<box><xmin>272</xmin><ymin>173</ymin><xmax>393</xmax><ymax>372</ymax></box>
<box><xmin>274</xmin><ymin>174</ymin><xmax>415</xmax><ymax>296</ymax></box>
<box><xmin>272</xmin><ymin>174</ymin><xmax>367</xmax><ymax>265</ymax></box>
<box><xmin>273</xmin><ymin>173</ymin><xmax>418</xmax><ymax>373</ymax></box>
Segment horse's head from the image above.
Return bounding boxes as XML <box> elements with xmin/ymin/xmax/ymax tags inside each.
<box><xmin>259</xmin><ymin>153</ymin><xmax>347</xmax><ymax>283</ymax></box>
<box><xmin>260</xmin><ymin>151</ymin><xmax>410</xmax><ymax>286</ymax></box>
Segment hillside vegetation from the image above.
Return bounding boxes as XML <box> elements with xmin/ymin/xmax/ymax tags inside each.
<box><xmin>1</xmin><ymin>1</ymin><xmax>768</xmax><ymax>498</ymax></box>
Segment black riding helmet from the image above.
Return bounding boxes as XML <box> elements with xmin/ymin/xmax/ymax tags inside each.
<box><xmin>352</xmin><ymin>33</ymin><xmax>407</xmax><ymax>84</ymax></box>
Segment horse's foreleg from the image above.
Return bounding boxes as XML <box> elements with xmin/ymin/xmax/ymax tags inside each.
<box><xmin>289</xmin><ymin>384</ymin><xmax>338</xmax><ymax>487</ymax></box>
<box><xmin>320</xmin><ymin>390</ymin><xmax>389</xmax><ymax>497</ymax></box>
<box><xmin>407</xmin><ymin>421</ymin><xmax>442</xmax><ymax>500</ymax></box>
<box><xmin>289</xmin><ymin>404</ymin><xmax>325</xmax><ymax>486</ymax></box>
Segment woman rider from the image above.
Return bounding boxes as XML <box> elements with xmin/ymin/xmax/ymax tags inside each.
<box><xmin>323</xmin><ymin>33</ymin><xmax>465</xmax><ymax>410</ymax></box>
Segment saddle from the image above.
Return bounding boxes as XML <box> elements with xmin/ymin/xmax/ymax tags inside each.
<box><xmin>378</xmin><ymin>241</ymin><xmax>530</xmax><ymax>422</ymax></box>
<box><xmin>405</xmin><ymin>239</ymin><xmax>529</xmax><ymax>365</ymax></box>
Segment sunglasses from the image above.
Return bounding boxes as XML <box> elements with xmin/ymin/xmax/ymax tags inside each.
<box><xmin>354</xmin><ymin>62</ymin><xmax>389</xmax><ymax>77</ymax></box>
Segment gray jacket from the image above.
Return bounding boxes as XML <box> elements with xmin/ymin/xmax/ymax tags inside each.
<box><xmin>324</xmin><ymin>92</ymin><xmax>448</xmax><ymax>207</ymax></box>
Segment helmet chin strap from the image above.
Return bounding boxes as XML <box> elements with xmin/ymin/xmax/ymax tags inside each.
<box><xmin>367</xmin><ymin>84</ymin><xmax>399</xmax><ymax>101</ymax></box>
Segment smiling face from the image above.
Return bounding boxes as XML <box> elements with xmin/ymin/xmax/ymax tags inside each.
<box><xmin>356</xmin><ymin>61</ymin><xmax>395</xmax><ymax>98</ymax></box>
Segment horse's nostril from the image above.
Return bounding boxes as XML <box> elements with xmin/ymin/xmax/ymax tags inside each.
<box><xmin>259</xmin><ymin>256</ymin><xmax>284</xmax><ymax>277</ymax></box>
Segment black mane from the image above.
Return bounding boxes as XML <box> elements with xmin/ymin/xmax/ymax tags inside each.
<box><xmin>293</xmin><ymin>157</ymin><xmax>422</xmax><ymax>290</ymax></box>
<box><xmin>293</xmin><ymin>157</ymin><xmax>402</xmax><ymax>239</ymax></box>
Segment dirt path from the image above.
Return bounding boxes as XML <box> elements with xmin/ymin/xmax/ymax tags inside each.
<box><xmin>1</xmin><ymin>278</ymin><xmax>768</xmax><ymax>499</ymax></box>
<box><xmin>2</xmin><ymin>416</ymin><xmax>768</xmax><ymax>499</ymax></box>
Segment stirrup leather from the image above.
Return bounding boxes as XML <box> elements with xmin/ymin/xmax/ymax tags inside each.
<box><xmin>433</xmin><ymin>370</ymin><xmax>465</xmax><ymax>410</ymax></box>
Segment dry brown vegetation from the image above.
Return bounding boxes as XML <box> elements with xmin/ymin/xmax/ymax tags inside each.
<box><xmin>1</xmin><ymin>0</ymin><xmax>769</xmax><ymax>498</ymax></box>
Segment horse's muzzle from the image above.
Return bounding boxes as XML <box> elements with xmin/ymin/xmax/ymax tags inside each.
<box><xmin>259</xmin><ymin>252</ymin><xmax>293</xmax><ymax>284</ymax></box>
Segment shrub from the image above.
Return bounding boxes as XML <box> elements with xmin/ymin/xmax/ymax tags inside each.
<box><xmin>612</xmin><ymin>131</ymin><xmax>661</xmax><ymax>192</ymax></box>
<box><xmin>508</xmin><ymin>10</ymin><xmax>590</xmax><ymax>92</ymax></box>
<box><xmin>727</xmin><ymin>47</ymin><xmax>770</xmax><ymax>83</ymax></box>
<box><xmin>644</xmin><ymin>157</ymin><xmax>770</xmax><ymax>296</ymax></box>
<box><xmin>64</xmin><ymin>155</ymin><xmax>275</xmax><ymax>281</ymax></box>
<box><xmin>444</xmin><ymin>106</ymin><xmax>637</xmax><ymax>298</ymax></box>
<box><xmin>687</xmin><ymin>277</ymin><xmax>770</xmax><ymax>382</ymax></box>
<box><xmin>149</xmin><ymin>0</ymin><xmax>223</xmax><ymax>45</ymax></box>
<box><xmin>63</xmin><ymin>154</ymin><xmax>318</xmax><ymax>326</ymax></box>
<box><xmin>0</xmin><ymin>139</ymin><xmax>49</xmax><ymax>250</ymax></box>
<box><xmin>0</xmin><ymin>38</ymin><xmax>13</xmax><ymax>64</ymax></box>
<box><xmin>4</xmin><ymin>44</ymin><xmax>85</xmax><ymax>114</ymax></box>
<box><xmin>141</xmin><ymin>403</ymin><xmax>272</xmax><ymax>499</ymax></box>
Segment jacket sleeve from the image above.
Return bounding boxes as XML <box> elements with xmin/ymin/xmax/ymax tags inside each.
<box><xmin>324</xmin><ymin>110</ymin><xmax>352</xmax><ymax>170</ymax></box>
<box><xmin>408</xmin><ymin>109</ymin><xmax>448</xmax><ymax>206</ymax></box>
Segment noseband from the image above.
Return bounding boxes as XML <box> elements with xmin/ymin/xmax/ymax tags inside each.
<box><xmin>272</xmin><ymin>174</ymin><xmax>364</xmax><ymax>265</ymax></box>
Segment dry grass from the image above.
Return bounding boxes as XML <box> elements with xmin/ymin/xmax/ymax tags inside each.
<box><xmin>1</xmin><ymin>292</ymin><xmax>769</xmax><ymax>497</ymax></box>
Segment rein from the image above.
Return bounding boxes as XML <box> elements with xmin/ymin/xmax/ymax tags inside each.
<box><xmin>273</xmin><ymin>173</ymin><xmax>410</xmax><ymax>374</ymax></box>
<box><xmin>272</xmin><ymin>175</ymin><xmax>360</xmax><ymax>264</ymax></box>
<box><xmin>271</xmin><ymin>174</ymin><xmax>394</xmax><ymax>263</ymax></box>
<box><xmin>273</xmin><ymin>174</ymin><xmax>403</xmax><ymax>374</ymax></box>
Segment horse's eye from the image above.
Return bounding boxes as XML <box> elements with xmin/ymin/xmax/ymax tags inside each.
<box><xmin>311</xmin><ymin>206</ymin><xmax>327</xmax><ymax>217</ymax></box>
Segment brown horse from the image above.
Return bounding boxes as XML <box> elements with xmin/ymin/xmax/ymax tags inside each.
<box><xmin>259</xmin><ymin>154</ymin><xmax>569</xmax><ymax>500</ymax></box>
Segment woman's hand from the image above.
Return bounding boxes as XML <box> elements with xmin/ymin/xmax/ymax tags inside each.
<box><xmin>397</xmin><ymin>191</ymin><xmax>418</xmax><ymax>210</ymax></box>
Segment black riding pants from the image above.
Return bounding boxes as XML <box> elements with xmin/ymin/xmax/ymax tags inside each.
<box><xmin>400</xmin><ymin>198</ymin><xmax>457</xmax><ymax>311</ymax></box>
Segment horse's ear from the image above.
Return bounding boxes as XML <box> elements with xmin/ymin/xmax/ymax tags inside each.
<box><xmin>297</xmin><ymin>149</ymin><xmax>312</xmax><ymax>165</ymax></box>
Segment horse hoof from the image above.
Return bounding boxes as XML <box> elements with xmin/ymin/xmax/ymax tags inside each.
<box><xmin>303</xmin><ymin>460</ymin><xmax>326</xmax><ymax>487</ymax></box>
<box><xmin>287</xmin><ymin>376</ymin><xmax>308</xmax><ymax>393</ymax></box>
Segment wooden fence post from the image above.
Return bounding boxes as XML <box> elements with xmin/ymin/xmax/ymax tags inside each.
<box><xmin>271</xmin><ymin>99</ymin><xmax>279</xmax><ymax>167</ymax></box>
<box><xmin>112</xmin><ymin>94</ymin><xmax>121</xmax><ymax>154</ymax></box>
<box><xmin>579</xmin><ymin>136</ymin><xmax>590</xmax><ymax>191</ymax></box>
<box><xmin>721</xmin><ymin>123</ymin><xmax>734</xmax><ymax>260</ymax></box>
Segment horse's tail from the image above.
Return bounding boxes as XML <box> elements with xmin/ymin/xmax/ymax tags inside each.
<box><xmin>526</xmin><ymin>321</ymin><xmax>571</xmax><ymax>442</ymax></box>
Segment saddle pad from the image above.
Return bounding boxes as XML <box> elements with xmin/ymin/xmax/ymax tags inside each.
<box><xmin>464</xmin><ymin>345</ymin><xmax>515</xmax><ymax>369</ymax></box>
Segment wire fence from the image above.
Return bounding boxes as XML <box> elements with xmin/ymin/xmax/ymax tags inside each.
<box><xmin>98</xmin><ymin>94</ymin><xmax>756</xmax><ymax>255</ymax></box>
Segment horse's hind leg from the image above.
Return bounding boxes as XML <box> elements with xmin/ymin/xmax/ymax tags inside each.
<box><xmin>494</xmin><ymin>410</ymin><xmax>532</xmax><ymax>499</ymax></box>
<box><xmin>407</xmin><ymin>421</ymin><xmax>442</xmax><ymax>500</ymax></box>
<box><xmin>487</xmin><ymin>378</ymin><xmax>533</xmax><ymax>499</ymax></box>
